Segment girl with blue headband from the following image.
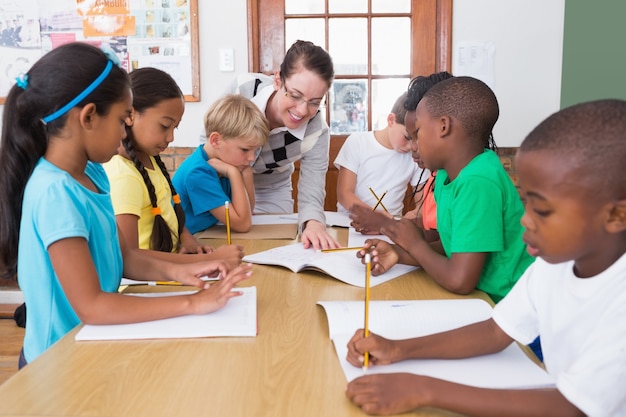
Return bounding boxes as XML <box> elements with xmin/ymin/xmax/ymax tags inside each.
<box><xmin>0</xmin><ymin>42</ymin><xmax>253</xmax><ymax>367</ymax></box>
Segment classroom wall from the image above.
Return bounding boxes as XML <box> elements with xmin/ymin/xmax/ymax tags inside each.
<box><xmin>452</xmin><ymin>0</ymin><xmax>564</xmax><ymax>147</ymax></box>
<box><xmin>0</xmin><ymin>0</ymin><xmax>565</xmax><ymax>148</ymax></box>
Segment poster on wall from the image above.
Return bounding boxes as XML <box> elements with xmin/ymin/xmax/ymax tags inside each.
<box><xmin>0</xmin><ymin>0</ymin><xmax>199</xmax><ymax>104</ymax></box>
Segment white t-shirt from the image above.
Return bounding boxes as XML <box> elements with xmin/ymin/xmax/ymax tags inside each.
<box><xmin>334</xmin><ymin>131</ymin><xmax>426</xmax><ymax>216</ymax></box>
<box><xmin>493</xmin><ymin>254</ymin><xmax>626</xmax><ymax>417</ymax></box>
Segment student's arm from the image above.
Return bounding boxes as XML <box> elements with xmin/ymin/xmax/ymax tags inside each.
<box><xmin>347</xmin><ymin>374</ymin><xmax>583</xmax><ymax>417</ymax></box>
<box><xmin>116</xmin><ymin>214</ymin><xmax>243</xmax><ymax>268</ymax></box>
<box><xmin>345</xmin><ymin>318</ymin><xmax>584</xmax><ymax>416</ymax></box>
<box><xmin>242</xmin><ymin>165</ymin><xmax>255</xmax><ymax>212</ymax></box>
<box><xmin>380</xmin><ymin>217</ymin><xmax>485</xmax><ymax>294</ymax></box>
<box><xmin>48</xmin><ymin>236</ymin><xmax>252</xmax><ymax>325</ymax></box>
<box><xmin>208</xmin><ymin>158</ymin><xmax>253</xmax><ymax>233</ymax></box>
<box><xmin>337</xmin><ymin>167</ymin><xmax>370</xmax><ymax>213</ymax></box>
<box><xmin>178</xmin><ymin>226</ymin><xmax>214</xmax><ymax>254</ymax></box>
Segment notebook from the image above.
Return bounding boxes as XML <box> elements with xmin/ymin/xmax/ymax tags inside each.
<box><xmin>76</xmin><ymin>287</ymin><xmax>257</xmax><ymax>340</ymax></box>
<box><xmin>242</xmin><ymin>243</ymin><xmax>416</xmax><ymax>287</ymax></box>
<box><xmin>318</xmin><ymin>298</ymin><xmax>555</xmax><ymax>389</ymax></box>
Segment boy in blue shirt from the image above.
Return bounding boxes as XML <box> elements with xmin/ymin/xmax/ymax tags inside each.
<box><xmin>173</xmin><ymin>95</ymin><xmax>269</xmax><ymax>234</ymax></box>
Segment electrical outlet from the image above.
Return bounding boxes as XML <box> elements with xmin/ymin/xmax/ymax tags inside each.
<box><xmin>219</xmin><ymin>48</ymin><xmax>235</xmax><ymax>72</ymax></box>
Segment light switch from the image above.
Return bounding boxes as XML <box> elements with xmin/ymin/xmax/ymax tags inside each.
<box><xmin>219</xmin><ymin>48</ymin><xmax>235</xmax><ymax>72</ymax></box>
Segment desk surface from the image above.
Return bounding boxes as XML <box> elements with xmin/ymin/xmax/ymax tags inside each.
<box><xmin>0</xmin><ymin>229</ymin><xmax>489</xmax><ymax>417</ymax></box>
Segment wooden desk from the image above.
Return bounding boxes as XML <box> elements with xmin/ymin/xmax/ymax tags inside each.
<box><xmin>0</xmin><ymin>229</ymin><xmax>488</xmax><ymax>417</ymax></box>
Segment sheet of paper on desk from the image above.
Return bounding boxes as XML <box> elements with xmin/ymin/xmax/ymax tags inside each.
<box><xmin>242</xmin><ymin>243</ymin><xmax>416</xmax><ymax>287</ymax></box>
<box><xmin>318</xmin><ymin>299</ymin><xmax>555</xmax><ymax>390</ymax></box>
<box><xmin>75</xmin><ymin>287</ymin><xmax>257</xmax><ymax>341</ymax></box>
<box><xmin>348</xmin><ymin>227</ymin><xmax>393</xmax><ymax>246</ymax></box>
<box><xmin>324</xmin><ymin>211</ymin><xmax>351</xmax><ymax>228</ymax></box>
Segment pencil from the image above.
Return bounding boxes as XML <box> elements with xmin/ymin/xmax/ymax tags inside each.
<box><xmin>369</xmin><ymin>187</ymin><xmax>389</xmax><ymax>212</ymax></box>
<box><xmin>320</xmin><ymin>246</ymin><xmax>363</xmax><ymax>253</ymax></box>
<box><xmin>363</xmin><ymin>253</ymin><xmax>371</xmax><ymax>371</ymax></box>
<box><xmin>154</xmin><ymin>281</ymin><xmax>183</xmax><ymax>286</ymax></box>
<box><xmin>225</xmin><ymin>200</ymin><xmax>231</xmax><ymax>245</ymax></box>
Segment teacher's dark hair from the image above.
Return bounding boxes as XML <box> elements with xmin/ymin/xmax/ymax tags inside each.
<box><xmin>280</xmin><ymin>40</ymin><xmax>334</xmax><ymax>88</ymax></box>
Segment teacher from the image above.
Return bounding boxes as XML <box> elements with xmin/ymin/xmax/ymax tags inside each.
<box><xmin>212</xmin><ymin>40</ymin><xmax>340</xmax><ymax>250</ymax></box>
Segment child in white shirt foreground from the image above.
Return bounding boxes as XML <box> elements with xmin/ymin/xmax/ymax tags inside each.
<box><xmin>345</xmin><ymin>99</ymin><xmax>626</xmax><ymax>417</ymax></box>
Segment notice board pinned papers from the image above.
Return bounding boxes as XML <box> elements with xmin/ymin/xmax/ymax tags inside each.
<box><xmin>76</xmin><ymin>287</ymin><xmax>257</xmax><ymax>341</ymax></box>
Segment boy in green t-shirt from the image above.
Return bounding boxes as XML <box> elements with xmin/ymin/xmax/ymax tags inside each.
<box><xmin>350</xmin><ymin>76</ymin><xmax>534</xmax><ymax>303</ymax></box>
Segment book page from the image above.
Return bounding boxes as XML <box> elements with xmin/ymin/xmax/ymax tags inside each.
<box><xmin>318</xmin><ymin>299</ymin><xmax>555</xmax><ymax>389</ymax></box>
<box><xmin>76</xmin><ymin>287</ymin><xmax>257</xmax><ymax>341</ymax></box>
<box><xmin>243</xmin><ymin>243</ymin><xmax>417</xmax><ymax>287</ymax></box>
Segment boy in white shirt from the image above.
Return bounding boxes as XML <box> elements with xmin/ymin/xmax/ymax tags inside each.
<box><xmin>334</xmin><ymin>92</ymin><xmax>427</xmax><ymax>220</ymax></box>
<box><xmin>345</xmin><ymin>99</ymin><xmax>626</xmax><ymax>417</ymax></box>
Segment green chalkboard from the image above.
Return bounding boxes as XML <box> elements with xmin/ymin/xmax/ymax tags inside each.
<box><xmin>560</xmin><ymin>1</ymin><xmax>626</xmax><ymax>108</ymax></box>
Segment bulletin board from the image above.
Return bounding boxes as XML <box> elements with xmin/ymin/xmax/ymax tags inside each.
<box><xmin>0</xmin><ymin>0</ymin><xmax>200</xmax><ymax>104</ymax></box>
<box><xmin>560</xmin><ymin>1</ymin><xmax>626</xmax><ymax>108</ymax></box>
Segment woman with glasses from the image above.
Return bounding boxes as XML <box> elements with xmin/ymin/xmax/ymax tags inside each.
<box><xmin>218</xmin><ymin>40</ymin><xmax>340</xmax><ymax>250</ymax></box>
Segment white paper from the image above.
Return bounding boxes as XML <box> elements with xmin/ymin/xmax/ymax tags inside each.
<box><xmin>76</xmin><ymin>287</ymin><xmax>257</xmax><ymax>341</ymax></box>
<box><xmin>454</xmin><ymin>40</ymin><xmax>496</xmax><ymax>90</ymax></box>
<box><xmin>318</xmin><ymin>299</ymin><xmax>554</xmax><ymax>389</ymax></box>
<box><xmin>347</xmin><ymin>227</ymin><xmax>393</xmax><ymax>247</ymax></box>
<box><xmin>324</xmin><ymin>211</ymin><xmax>351</xmax><ymax>228</ymax></box>
<box><xmin>243</xmin><ymin>243</ymin><xmax>416</xmax><ymax>287</ymax></box>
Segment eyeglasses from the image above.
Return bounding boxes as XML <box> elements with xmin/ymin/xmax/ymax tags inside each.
<box><xmin>283</xmin><ymin>81</ymin><xmax>325</xmax><ymax>110</ymax></box>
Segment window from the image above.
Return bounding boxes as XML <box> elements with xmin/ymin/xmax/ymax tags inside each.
<box><xmin>247</xmin><ymin>0</ymin><xmax>451</xmax><ymax>211</ymax></box>
<box><xmin>248</xmin><ymin>0</ymin><xmax>452</xmax><ymax>133</ymax></box>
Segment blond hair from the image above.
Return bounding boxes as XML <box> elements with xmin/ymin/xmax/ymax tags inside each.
<box><xmin>204</xmin><ymin>94</ymin><xmax>269</xmax><ymax>146</ymax></box>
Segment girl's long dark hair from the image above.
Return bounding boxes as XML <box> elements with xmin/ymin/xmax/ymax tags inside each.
<box><xmin>0</xmin><ymin>42</ymin><xmax>129</xmax><ymax>279</ymax></box>
<box><xmin>122</xmin><ymin>67</ymin><xmax>185</xmax><ymax>252</ymax></box>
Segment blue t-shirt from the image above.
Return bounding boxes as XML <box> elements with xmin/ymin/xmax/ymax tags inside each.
<box><xmin>172</xmin><ymin>145</ymin><xmax>232</xmax><ymax>234</ymax></box>
<box><xmin>18</xmin><ymin>159</ymin><xmax>123</xmax><ymax>363</ymax></box>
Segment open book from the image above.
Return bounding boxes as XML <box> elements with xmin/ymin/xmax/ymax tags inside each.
<box><xmin>75</xmin><ymin>287</ymin><xmax>257</xmax><ymax>341</ymax></box>
<box><xmin>242</xmin><ymin>243</ymin><xmax>416</xmax><ymax>287</ymax></box>
<box><xmin>318</xmin><ymin>299</ymin><xmax>555</xmax><ymax>389</ymax></box>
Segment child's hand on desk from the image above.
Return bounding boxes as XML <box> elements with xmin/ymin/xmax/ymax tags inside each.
<box><xmin>210</xmin><ymin>244</ymin><xmax>245</xmax><ymax>269</ymax></box>
<box><xmin>346</xmin><ymin>329</ymin><xmax>399</xmax><ymax>367</ymax></box>
<box><xmin>380</xmin><ymin>217</ymin><xmax>425</xmax><ymax>250</ymax></box>
<box><xmin>357</xmin><ymin>240</ymin><xmax>399</xmax><ymax>276</ymax></box>
<box><xmin>346</xmin><ymin>373</ymin><xmax>425</xmax><ymax>415</ymax></box>
<box><xmin>190</xmin><ymin>263</ymin><xmax>253</xmax><ymax>315</ymax></box>
<box><xmin>179</xmin><ymin>242</ymin><xmax>214</xmax><ymax>254</ymax></box>
<box><xmin>349</xmin><ymin>205</ymin><xmax>394</xmax><ymax>235</ymax></box>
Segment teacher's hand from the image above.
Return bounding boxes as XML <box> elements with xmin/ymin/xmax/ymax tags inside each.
<box><xmin>300</xmin><ymin>220</ymin><xmax>340</xmax><ymax>251</ymax></box>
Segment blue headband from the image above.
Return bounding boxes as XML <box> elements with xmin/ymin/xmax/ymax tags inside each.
<box><xmin>41</xmin><ymin>60</ymin><xmax>114</xmax><ymax>124</ymax></box>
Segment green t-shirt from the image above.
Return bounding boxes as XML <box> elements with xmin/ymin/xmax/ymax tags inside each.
<box><xmin>434</xmin><ymin>149</ymin><xmax>534</xmax><ymax>302</ymax></box>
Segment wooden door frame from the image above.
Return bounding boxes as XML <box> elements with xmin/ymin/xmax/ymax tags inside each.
<box><xmin>246</xmin><ymin>0</ymin><xmax>453</xmax><ymax>75</ymax></box>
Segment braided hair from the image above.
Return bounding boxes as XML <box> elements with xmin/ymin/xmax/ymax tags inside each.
<box><xmin>122</xmin><ymin>67</ymin><xmax>184</xmax><ymax>252</ymax></box>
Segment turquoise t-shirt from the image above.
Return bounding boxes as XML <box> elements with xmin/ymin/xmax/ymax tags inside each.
<box><xmin>172</xmin><ymin>145</ymin><xmax>232</xmax><ymax>234</ymax></box>
<box><xmin>434</xmin><ymin>149</ymin><xmax>534</xmax><ymax>302</ymax></box>
<box><xmin>18</xmin><ymin>160</ymin><xmax>123</xmax><ymax>363</ymax></box>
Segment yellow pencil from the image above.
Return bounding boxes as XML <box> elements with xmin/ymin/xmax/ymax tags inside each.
<box><xmin>225</xmin><ymin>200</ymin><xmax>231</xmax><ymax>245</ymax></box>
<box><xmin>320</xmin><ymin>246</ymin><xmax>363</xmax><ymax>253</ymax></box>
<box><xmin>154</xmin><ymin>281</ymin><xmax>183</xmax><ymax>286</ymax></box>
<box><xmin>369</xmin><ymin>187</ymin><xmax>389</xmax><ymax>212</ymax></box>
<box><xmin>363</xmin><ymin>253</ymin><xmax>371</xmax><ymax>371</ymax></box>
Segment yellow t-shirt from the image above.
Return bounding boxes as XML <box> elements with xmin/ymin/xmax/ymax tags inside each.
<box><xmin>104</xmin><ymin>155</ymin><xmax>179</xmax><ymax>251</ymax></box>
